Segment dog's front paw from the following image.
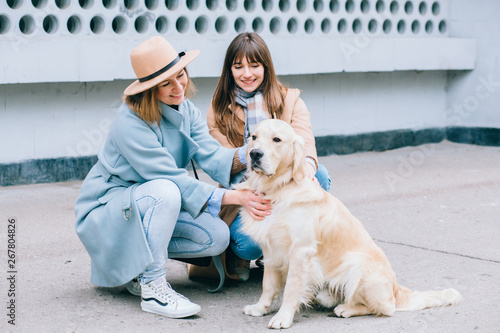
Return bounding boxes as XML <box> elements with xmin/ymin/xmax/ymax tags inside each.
<box><xmin>334</xmin><ymin>304</ymin><xmax>354</xmax><ymax>318</ymax></box>
<box><xmin>268</xmin><ymin>311</ymin><xmax>294</xmax><ymax>329</ymax></box>
<box><xmin>244</xmin><ymin>303</ymin><xmax>269</xmax><ymax>317</ymax></box>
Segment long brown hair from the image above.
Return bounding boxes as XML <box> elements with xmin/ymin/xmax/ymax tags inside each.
<box><xmin>125</xmin><ymin>69</ymin><xmax>196</xmax><ymax>125</ymax></box>
<box><xmin>212</xmin><ymin>32</ymin><xmax>286</xmax><ymax>147</ymax></box>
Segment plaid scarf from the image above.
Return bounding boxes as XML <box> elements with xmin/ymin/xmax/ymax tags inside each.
<box><xmin>234</xmin><ymin>88</ymin><xmax>268</xmax><ymax>144</ymax></box>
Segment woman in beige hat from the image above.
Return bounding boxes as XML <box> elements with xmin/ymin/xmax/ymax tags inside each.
<box><xmin>74</xmin><ymin>36</ymin><xmax>271</xmax><ymax>319</ymax></box>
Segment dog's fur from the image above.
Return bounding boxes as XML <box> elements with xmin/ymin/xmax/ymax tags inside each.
<box><xmin>235</xmin><ymin>119</ymin><xmax>462</xmax><ymax>329</ymax></box>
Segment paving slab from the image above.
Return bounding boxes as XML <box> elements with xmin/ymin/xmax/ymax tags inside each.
<box><xmin>0</xmin><ymin>141</ymin><xmax>499</xmax><ymax>333</ymax></box>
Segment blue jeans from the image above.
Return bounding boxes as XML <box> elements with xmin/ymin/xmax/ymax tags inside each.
<box><xmin>230</xmin><ymin>164</ymin><xmax>331</xmax><ymax>260</ymax></box>
<box><xmin>135</xmin><ymin>179</ymin><xmax>230</xmax><ymax>283</ymax></box>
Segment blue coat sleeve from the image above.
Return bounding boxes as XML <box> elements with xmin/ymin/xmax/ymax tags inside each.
<box><xmin>186</xmin><ymin>101</ymin><xmax>236</xmax><ymax>188</ymax></box>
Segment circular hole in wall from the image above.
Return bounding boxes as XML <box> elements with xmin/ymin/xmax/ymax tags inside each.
<box><xmin>234</xmin><ymin>17</ymin><xmax>245</xmax><ymax>32</ymax></box>
<box><xmin>7</xmin><ymin>0</ymin><xmax>23</xmax><ymax>9</ymax></box>
<box><xmin>404</xmin><ymin>1</ymin><xmax>413</xmax><ymax>14</ymax></box>
<box><xmin>337</xmin><ymin>18</ymin><xmax>346</xmax><ymax>33</ymax></box>
<box><xmin>166</xmin><ymin>0</ymin><xmax>179</xmax><ymax>10</ymax></box>
<box><xmin>321</xmin><ymin>18</ymin><xmax>331</xmax><ymax>33</ymax></box>
<box><xmin>383</xmin><ymin>19</ymin><xmax>391</xmax><ymax>33</ymax></box>
<box><xmin>252</xmin><ymin>17</ymin><xmax>263</xmax><ymax>33</ymax></box>
<box><xmin>419</xmin><ymin>1</ymin><xmax>427</xmax><ymax>15</ymax></box>
<box><xmin>79</xmin><ymin>0</ymin><xmax>94</xmax><ymax>9</ymax></box>
<box><xmin>0</xmin><ymin>15</ymin><xmax>11</xmax><ymax>34</ymax></box>
<box><xmin>279</xmin><ymin>0</ymin><xmax>290</xmax><ymax>12</ymax></box>
<box><xmin>102</xmin><ymin>0</ymin><xmax>116</xmax><ymax>9</ymax></box>
<box><xmin>156</xmin><ymin>16</ymin><xmax>168</xmax><ymax>33</ymax></box>
<box><xmin>352</xmin><ymin>18</ymin><xmax>361</xmax><ymax>33</ymax></box>
<box><xmin>207</xmin><ymin>0</ymin><xmax>218</xmax><ymax>10</ymax></box>
<box><xmin>244</xmin><ymin>0</ymin><xmax>256</xmax><ymax>11</ymax></box>
<box><xmin>135</xmin><ymin>15</ymin><xmax>149</xmax><ymax>33</ymax></box>
<box><xmin>187</xmin><ymin>0</ymin><xmax>199</xmax><ymax>10</ymax></box>
<box><xmin>287</xmin><ymin>18</ymin><xmax>297</xmax><ymax>33</ymax></box>
<box><xmin>42</xmin><ymin>15</ymin><xmax>58</xmax><ymax>33</ymax></box>
<box><xmin>124</xmin><ymin>0</ymin><xmax>139</xmax><ymax>9</ymax></box>
<box><xmin>32</xmin><ymin>0</ymin><xmax>48</xmax><ymax>9</ymax></box>
<box><xmin>145</xmin><ymin>0</ymin><xmax>159</xmax><ymax>10</ymax></box>
<box><xmin>112</xmin><ymin>15</ymin><xmax>127</xmax><ymax>34</ymax></box>
<box><xmin>360</xmin><ymin>0</ymin><xmax>369</xmax><ymax>13</ymax></box>
<box><xmin>297</xmin><ymin>0</ymin><xmax>306</xmax><ymax>12</ymax></box>
<box><xmin>425</xmin><ymin>20</ymin><xmax>433</xmax><ymax>33</ymax></box>
<box><xmin>330</xmin><ymin>0</ymin><xmax>339</xmax><ymax>13</ymax></box>
<box><xmin>432</xmin><ymin>2</ymin><xmax>440</xmax><ymax>15</ymax></box>
<box><xmin>411</xmin><ymin>20</ymin><xmax>420</xmax><ymax>33</ymax></box>
<box><xmin>67</xmin><ymin>15</ymin><xmax>82</xmax><ymax>34</ymax></box>
<box><xmin>270</xmin><ymin>17</ymin><xmax>280</xmax><ymax>34</ymax></box>
<box><xmin>226</xmin><ymin>0</ymin><xmax>237</xmax><ymax>11</ymax></box>
<box><xmin>314</xmin><ymin>0</ymin><xmax>323</xmax><ymax>12</ymax></box>
<box><xmin>55</xmin><ymin>0</ymin><xmax>71</xmax><ymax>9</ymax></box>
<box><xmin>438</xmin><ymin>20</ymin><xmax>446</xmax><ymax>33</ymax></box>
<box><xmin>375</xmin><ymin>0</ymin><xmax>384</xmax><ymax>13</ymax></box>
<box><xmin>90</xmin><ymin>16</ymin><xmax>105</xmax><ymax>34</ymax></box>
<box><xmin>262</xmin><ymin>0</ymin><xmax>272</xmax><ymax>11</ymax></box>
<box><xmin>176</xmin><ymin>16</ymin><xmax>189</xmax><ymax>33</ymax></box>
<box><xmin>397</xmin><ymin>19</ymin><xmax>406</xmax><ymax>34</ymax></box>
<box><xmin>389</xmin><ymin>1</ymin><xmax>398</xmax><ymax>14</ymax></box>
<box><xmin>368</xmin><ymin>19</ymin><xmax>377</xmax><ymax>33</ymax></box>
<box><xmin>215</xmin><ymin>16</ymin><xmax>227</xmax><ymax>33</ymax></box>
<box><xmin>19</xmin><ymin>15</ymin><xmax>36</xmax><ymax>34</ymax></box>
<box><xmin>195</xmin><ymin>16</ymin><xmax>209</xmax><ymax>33</ymax></box>
<box><xmin>345</xmin><ymin>0</ymin><xmax>354</xmax><ymax>13</ymax></box>
<box><xmin>305</xmin><ymin>18</ymin><xmax>314</xmax><ymax>34</ymax></box>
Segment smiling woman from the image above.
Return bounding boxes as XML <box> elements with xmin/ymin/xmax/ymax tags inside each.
<box><xmin>74</xmin><ymin>35</ymin><xmax>271</xmax><ymax>320</ymax></box>
<box><xmin>200</xmin><ymin>32</ymin><xmax>332</xmax><ymax>283</ymax></box>
<box><xmin>157</xmin><ymin>69</ymin><xmax>189</xmax><ymax>105</ymax></box>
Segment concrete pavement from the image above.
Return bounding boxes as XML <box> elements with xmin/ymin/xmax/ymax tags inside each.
<box><xmin>1</xmin><ymin>141</ymin><xmax>499</xmax><ymax>333</ymax></box>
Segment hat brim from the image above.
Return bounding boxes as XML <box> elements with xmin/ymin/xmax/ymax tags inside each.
<box><xmin>123</xmin><ymin>49</ymin><xmax>200</xmax><ymax>96</ymax></box>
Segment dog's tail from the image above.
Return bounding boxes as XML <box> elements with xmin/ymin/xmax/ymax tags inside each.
<box><xmin>394</xmin><ymin>284</ymin><xmax>462</xmax><ymax>312</ymax></box>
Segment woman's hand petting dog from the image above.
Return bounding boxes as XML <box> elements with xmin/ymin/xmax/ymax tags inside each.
<box><xmin>222</xmin><ymin>189</ymin><xmax>272</xmax><ymax>221</ymax></box>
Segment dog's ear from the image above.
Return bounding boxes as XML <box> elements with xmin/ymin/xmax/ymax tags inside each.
<box><xmin>291</xmin><ymin>133</ymin><xmax>307</xmax><ymax>182</ymax></box>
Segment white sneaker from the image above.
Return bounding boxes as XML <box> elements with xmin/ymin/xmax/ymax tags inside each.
<box><xmin>125</xmin><ymin>277</ymin><xmax>141</xmax><ymax>296</ymax></box>
<box><xmin>141</xmin><ymin>277</ymin><xmax>201</xmax><ymax>318</ymax></box>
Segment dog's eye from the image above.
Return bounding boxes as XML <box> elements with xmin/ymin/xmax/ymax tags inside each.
<box><xmin>252</xmin><ymin>135</ymin><xmax>257</xmax><ymax>141</ymax></box>
<box><xmin>273</xmin><ymin>137</ymin><xmax>281</xmax><ymax>143</ymax></box>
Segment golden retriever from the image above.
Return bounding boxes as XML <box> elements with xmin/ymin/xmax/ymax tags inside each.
<box><xmin>234</xmin><ymin>119</ymin><xmax>462</xmax><ymax>329</ymax></box>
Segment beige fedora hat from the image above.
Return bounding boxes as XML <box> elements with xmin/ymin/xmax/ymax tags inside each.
<box><xmin>124</xmin><ymin>36</ymin><xmax>200</xmax><ymax>96</ymax></box>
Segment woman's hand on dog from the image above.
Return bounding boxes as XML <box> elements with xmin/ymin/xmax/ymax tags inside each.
<box><xmin>223</xmin><ymin>190</ymin><xmax>272</xmax><ymax>221</ymax></box>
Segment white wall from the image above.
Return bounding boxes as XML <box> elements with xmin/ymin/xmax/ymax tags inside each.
<box><xmin>2</xmin><ymin>0</ymin><xmax>499</xmax><ymax>167</ymax></box>
<box><xmin>446</xmin><ymin>0</ymin><xmax>500</xmax><ymax>128</ymax></box>
<box><xmin>0</xmin><ymin>70</ymin><xmax>447</xmax><ymax>163</ymax></box>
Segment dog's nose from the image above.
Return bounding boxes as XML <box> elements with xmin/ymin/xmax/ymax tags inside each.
<box><xmin>250</xmin><ymin>149</ymin><xmax>264</xmax><ymax>162</ymax></box>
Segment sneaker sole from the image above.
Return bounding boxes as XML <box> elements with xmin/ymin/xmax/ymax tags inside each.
<box><xmin>141</xmin><ymin>300</ymin><xmax>201</xmax><ymax>318</ymax></box>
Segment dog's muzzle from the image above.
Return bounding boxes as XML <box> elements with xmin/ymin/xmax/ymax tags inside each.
<box><xmin>249</xmin><ymin>148</ymin><xmax>264</xmax><ymax>170</ymax></box>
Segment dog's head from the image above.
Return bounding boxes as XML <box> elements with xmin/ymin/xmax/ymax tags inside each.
<box><xmin>247</xmin><ymin>119</ymin><xmax>307</xmax><ymax>183</ymax></box>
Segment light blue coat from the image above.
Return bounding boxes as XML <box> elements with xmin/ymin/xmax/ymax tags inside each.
<box><xmin>74</xmin><ymin>100</ymin><xmax>236</xmax><ymax>287</ymax></box>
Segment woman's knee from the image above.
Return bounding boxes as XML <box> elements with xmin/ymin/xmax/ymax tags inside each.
<box><xmin>138</xmin><ymin>179</ymin><xmax>182</xmax><ymax>210</ymax></box>
<box><xmin>231</xmin><ymin>240</ymin><xmax>262</xmax><ymax>260</ymax></box>
<box><xmin>205</xmin><ymin>220</ymin><xmax>230</xmax><ymax>256</ymax></box>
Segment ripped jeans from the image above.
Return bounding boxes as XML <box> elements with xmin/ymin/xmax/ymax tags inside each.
<box><xmin>135</xmin><ymin>179</ymin><xmax>229</xmax><ymax>283</ymax></box>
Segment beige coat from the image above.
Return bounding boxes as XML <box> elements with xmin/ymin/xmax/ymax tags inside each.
<box><xmin>207</xmin><ymin>88</ymin><xmax>318</xmax><ymax>226</ymax></box>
